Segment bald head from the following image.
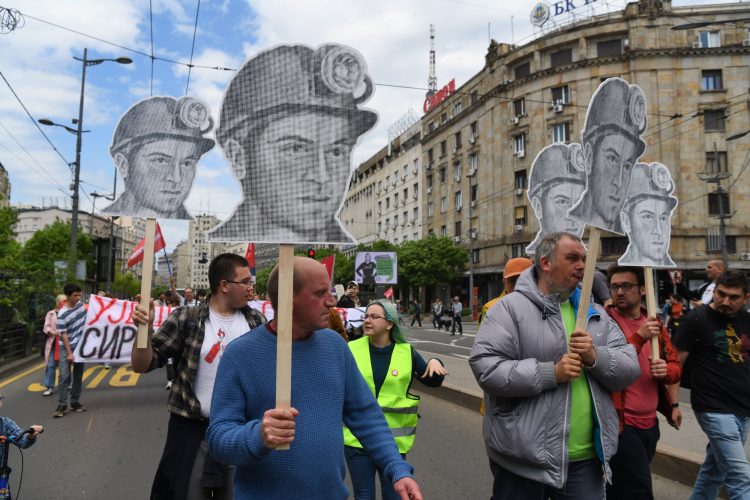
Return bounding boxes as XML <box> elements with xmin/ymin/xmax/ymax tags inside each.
<box><xmin>267</xmin><ymin>256</ymin><xmax>328</xmax><ymax>311</ymax></box>
<box><xmin>707</xmin><ymin>259</ymin><xmax>726</xmax><ymax>282</ymax></box>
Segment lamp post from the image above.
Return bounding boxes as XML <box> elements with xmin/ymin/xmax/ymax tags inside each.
<box><xmin>89</xmin><ymin>191</ymin><xmax>114</xmax><ymax>233</ymax></box>
<box><xmin>39</xmin><ymin>48</ymin><xmax>132</xmax><ymax>279</ymax></box>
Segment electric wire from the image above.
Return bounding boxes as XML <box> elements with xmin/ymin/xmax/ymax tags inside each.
<box><xmin>184</xmin><ymin>0</ymin><xmax>202</xmax><ymax>96</ymax></box>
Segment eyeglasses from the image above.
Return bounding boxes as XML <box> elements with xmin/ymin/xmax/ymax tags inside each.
<box><xmin>225</xmin><ymin>279</ymin><xmax>253</xmax><ymax>286</ymax></box>
<box><xmin>363</xmin><ymin>313</ymin><xmax>386</xmax><ymax>320</ymax></box>
<box><xmin>609</xmin><ymin>283</ymin><xmax>638</xmax><ymax>292</ymax></box>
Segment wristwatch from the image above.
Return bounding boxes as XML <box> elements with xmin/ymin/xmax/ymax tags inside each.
<box><xmin>671</xmin><ymin>402</ymin><xmax>680</xmax><ymax>409</ymax></box>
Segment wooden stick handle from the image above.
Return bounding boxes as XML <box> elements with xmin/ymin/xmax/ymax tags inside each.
<box><xmin>575</xmin><ymin>227</ymin><xmax>601</xmax><ymax>330</ymax></box>
<box><xmin>136</xmin><ymin>219</ymin><xmax>156</xmax><ymax>349</ymax></box>
<box><xmin>275</xmin><ymin>244</ymin><xmax>295</xmax><ymax>451</ymax></box>
<box><xmin>644</xmin><ymin>267</ymin><xmax>660</xmax><ymax>361</ymax></box>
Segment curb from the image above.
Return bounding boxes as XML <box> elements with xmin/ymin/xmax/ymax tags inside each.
<box><xmin>413</xmin><ymin>383</ymin><xmax>703</xmax><ymax>488</ymax></box>
<box><xmin>0</xmin><ymin>354</ymin><xmax>43</xmax><ymax>382</ymax></box>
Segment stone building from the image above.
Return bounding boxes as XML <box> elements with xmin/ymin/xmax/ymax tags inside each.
<box><xmin>420</xmin><ymin>0</ymin><xmax>750</xmax><ymax>303</ymax></box>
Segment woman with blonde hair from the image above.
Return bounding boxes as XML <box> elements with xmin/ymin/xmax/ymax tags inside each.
<box><xmin>343</xmin><ymin>299</ymin><xmax>448</xmax><ymax>499</ymax></box>
<box><xmin>41</xmin><ymin>294</ymin><xmax>66</xmax><ymax>396</ymax></box>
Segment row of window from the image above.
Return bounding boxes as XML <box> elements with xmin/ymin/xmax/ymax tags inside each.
<box><xmin>426</xmin><ymin>122</ymin><xmax>479</xmax><ymax>163</ymax></box>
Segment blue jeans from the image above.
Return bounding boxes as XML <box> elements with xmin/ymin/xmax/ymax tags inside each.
<box><xmin>690</xmin><ymin>411</ymin><xmax>750</xmax><ymax>500</ymax></box>
<box><xmin>57</xmin><ymin>357</ymin><xmax>83</xmax><ymax>406</ymax></box>
<box><xmin>490</xmin><ymin>458</ymin><xmax>604</xmax><ymax>499</ymax></box>
<box><xmin>345</xmin><ymin>446</ymin><xmax>404</xmax><ymax>500</ymax></box>
<box><xmin>43</xmin><ymin>355</ymin><xmax>59</xmax><ymax>388</ymax></box>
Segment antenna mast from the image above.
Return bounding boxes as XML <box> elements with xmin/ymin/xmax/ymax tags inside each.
<box><xmin>427</xmin><ymin>24</ymin><xmax>437</xmax><ymax>98</ymax></box>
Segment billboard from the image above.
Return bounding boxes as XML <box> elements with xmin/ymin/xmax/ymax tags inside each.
<box><xmin>354</xmin><ymin>252</ymin><xmax>397</xmax><ymax>285</ymax></box>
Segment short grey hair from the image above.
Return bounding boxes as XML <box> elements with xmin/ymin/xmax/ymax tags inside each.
<box><xmin>534</xmin><ymin>232</ymin><xmax>583</xmax><ymax>268</ymax></box>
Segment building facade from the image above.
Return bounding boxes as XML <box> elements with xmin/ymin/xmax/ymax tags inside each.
<box><xmin>419</xmin><ymin>0</ymin><xmax>750</xmax><ymax>304</ymax></box>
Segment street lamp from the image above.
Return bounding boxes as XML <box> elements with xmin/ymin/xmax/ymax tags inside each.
<box><xmin>39</xmin><ymin>48</ymin><xmax>132</xmax><ymax>279</ymax></box>
<box><xmin>89</xmin><ymin>191</ymin><xmax>114</xmax><ymax>233</ymax></box>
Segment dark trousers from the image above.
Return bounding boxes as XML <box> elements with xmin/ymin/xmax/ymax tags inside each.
<box><xmin>411</xmin><ymin>312</ymin><xmax>421</xmax><ymax>327</ymax></box>
<box><xmin>451</xmin><ymin>314</ymin><xmax>462</xmax><ymax>334</ymax></box>
<box><xmin>490</xmin><ymin>458</ymin><xmax>604</xmax><ymax>500</ymax></box>
<box><xmin>607</xmin><ymin>423</ymin><xmax>660</xmax><ymax>500</ymax></box>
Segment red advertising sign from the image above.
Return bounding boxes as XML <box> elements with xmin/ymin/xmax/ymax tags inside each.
<box><xmin>423</xmin><ymin>79</ymin><xmax>456</xmax><ymax>113</ymax></box>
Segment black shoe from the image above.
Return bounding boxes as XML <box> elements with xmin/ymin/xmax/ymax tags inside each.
<box><xmin>70</xmin><ymin>402</ymin><xmax>87</xmax><ymax>412</ymax></box>
<box><xmin>53</xmin><ymin>406</ymin><xmax>67</xmax><ymax>418</ymax></box>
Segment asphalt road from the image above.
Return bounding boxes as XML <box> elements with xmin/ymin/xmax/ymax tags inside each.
<box><xmin>1</xmin><ymin>355</ymin><xmax>692</xmax><ymax>499</ymax></box>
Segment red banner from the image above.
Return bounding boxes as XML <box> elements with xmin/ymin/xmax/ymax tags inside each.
<box><xmin>127</xmin><ymin>223</ymin><xmax>166</xmax><ymax>268</ymax></box>
<box><xmin>384</xmin><ymin>286</ymin><xmax>394</xmax><ymax>299</ymax></box>
<box><xmin>245</xmin><ymin>243</ymin><xmax>256</xmax><ymax>283</ymax></box>
<box><xmin>321</xmin><ymin>254</ymin><xmax>335</xmax><ymax>284</ymax></box>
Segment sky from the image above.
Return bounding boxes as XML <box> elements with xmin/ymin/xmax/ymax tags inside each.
<box><xmin>0</xmin><ymin>0</ymin><xmax>732</xmax><ymax>252</ymax></box>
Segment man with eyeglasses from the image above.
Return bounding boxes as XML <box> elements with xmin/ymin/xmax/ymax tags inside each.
<box><xmin>131</xmin><ymin>253</ymin><xmax>266</xmax><ymax>500</ymax></box>
<box><xmin>604</xmin><ymin>265</ymin><xmax>682</xmax><ymax>500</ymax></box>
<box><xmin>673</xmin><ymin>269</ymin><xmax>750</xmax><ymax>499</ymax></box>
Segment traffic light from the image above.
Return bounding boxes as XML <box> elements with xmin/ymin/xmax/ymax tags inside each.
<box><xmin>307</xmin><ymin>246</ymin><xmax>316</xmax><ymax>259</ymax></box>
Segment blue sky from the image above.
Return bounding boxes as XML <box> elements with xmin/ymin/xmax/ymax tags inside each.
<box><xmin>0</xmin><ymin>0</ymin><xmax>730</xmax><ymax>250</ymax></box>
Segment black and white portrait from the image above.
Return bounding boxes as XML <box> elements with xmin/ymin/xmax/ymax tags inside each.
<box><xmin>525</xmin><ymin>143</ymin><xmax>587</xmax><ymax>255</ymax></box>
<box><xmin>618</xmin><ymin>162</ymin><xmax>677</xmax><ymax>268</ymax></box>
<box><xmin>568</xmin><ymin>78</ymin><xmax>647</xmax><ymax>234</ymax></box>
<box><xmin>207</xmin><ymin>43</ymin><xmax>377</xmax><ymax>244</ymax></box>
<box><xmin>101</xmin><ymin>96</ymin><xmax>214</xmax><ymax>220</ymax></box>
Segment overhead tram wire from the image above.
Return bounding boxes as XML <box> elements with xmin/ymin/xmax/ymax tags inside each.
<box><xmin>0</xmin><ymin>128</ymin><xmax>69</xmax><ymax>196</ymax></box>
<box><xmin>149</xmin><ymin>0</ymin><xmax>155</xmax><ymax>96</ymax></box>
<box><xmin>184</xmin><ymin>0</ymin><xmax>202</xmax><ymax>96</ymax></box>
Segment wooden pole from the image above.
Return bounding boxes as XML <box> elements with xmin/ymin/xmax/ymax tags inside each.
<box><xmin>643</xmin><ymin>267</ymin><xmax>660</xmax><ymax>361</ymax></box>
<box><xmin>575</xmin><ymin>227</ymin><xmax>601</xmax><ymax>330</ymax></box>
<box><xmin>275</xmin><ymin>244</ymin><xmax>295</xmax><ymax>451</ymax></box>
<box><xmin>136</xmin><ymin>218</ymin><xmax>156</xmax><ymax>349</ymax></box>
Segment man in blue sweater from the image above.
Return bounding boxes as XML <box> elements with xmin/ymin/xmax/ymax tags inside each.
<box><xmin>207</xmin><ymin>257</ymin><xmax>422</xmax><ymax>499</ymax></box>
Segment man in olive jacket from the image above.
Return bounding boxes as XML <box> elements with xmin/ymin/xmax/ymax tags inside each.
<box><xmin>469</xmin><ymin>232</ymin><xmax>640</xmax><ymax>499</ymax></box>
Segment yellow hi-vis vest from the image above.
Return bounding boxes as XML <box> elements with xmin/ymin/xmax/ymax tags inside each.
<box><xmin>342</xmin><ymin>338</ymin><xmax>420</xmax><ymax>454</ymax></box>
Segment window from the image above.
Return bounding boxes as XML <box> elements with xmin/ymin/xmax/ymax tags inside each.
<box><xmin>428</xmin><ymin>148</ymin><xmax>434</xmax><ymax>163</ymax></box>
<box><xmin>708</xmin><ymin>191</ymin><xmax>730</xmax><ymax>216</ymax></box>
<box><xmin>427</xmin><ymin>175</ymin><xmax>433</xmax><ymax>189</ymax></box>
<box><xmin>394</xmin><ymin>214</ymin><xmax>398</xmax><ymax>227</ymax></box>
<box><xmin>514</xmin><ymin>206</ymin><xmax>527</xmax><ymax>225</ymax></box>
<box><xmin>403</xmin><ymin>165</ymin><xmax>408</xmax><ymax>178</ymax></box>
<box><xmin>511</xmin><ymin>243</ymin><xmax>527</xmax><ymax>258</ymax></box>
<box><xmin>413</xmin><ymin>159</ymin><xmax>419</xmax><ymax>174</ymax></box>
<box><xmin>454</xmin><ymin>102</ymin><xmax>463</xmax><ymax>115</ymax></box>
<box><xmin>706</xmin><ymin>235</ymin><xmax>736</xmax><ymax>253</ymax></box>
<box><xmin>705</xmin><ymin>151</ymin><xmax>728</xmax><ymax>173</ymax></box>
<box><xmin>549</xmin><ymin>48</ymin><xmax>572</xmax><ymax>68</ymax></box>
<box><xmin>513</xmin><ymin>98</ymin><xmax>526</xmax><ymax>117</ymax></box>
<box><xmin>403</xmin><ymin>211</ymin><xmax>408</xmax><ymax>224</ymax></box>
<box><xmin>552</xmin><ymin>122</ymin><xmax>570</xmax><ymax>143</ymax></box>
<box><xmin>385</xmin><ymin>218</ymin><xmax>390</xmax><ymax>230</ymax></box>
<box><xmin>455</xmin><ymin>131</ymin><xmax>462</xmax><ymax>149</ymax></box>
<box><xmin>440</xmin><ymin>225</ymin><xmax>447</xmax><ymax>236</ymax></box>
<box><xmin>413</xmin><ymin>183</ymin><xmax>418</xmax><ymax>198</ymax></box>
<box><xmin>701</xmin><ymin>70</ymin><xmax>723</xmax><ymax>91</ymax></box>
<box><xmin>428</xmin><ymin>122</ymin><xmax>436</xmax><ymax>133</ymax></box>
<box><xmin>441</xmin><ymin>112</ymin><xmax>447</xmax><ymax>124</ymax></box>
<box><xmin>440</xmin><ymin>196</ymin><xmax>447</xmax><ymax>213</ymax></box>
<box><xmin>470</xmin><ymin>184</ymin><xmax>478</xmax><ymax>203</ymax></box>
<box><xmin>413</xmin><ymin>207</ymin><xmax>419</xmax><ymax>221</ymax></box>
<box><xmin>515</xmin><ymin>61</ymin><xmax>530</xmax><ymax>79</ymax></box>
<box><xmin>551</xmin><ymin>85</ymin><xmax>570</xmax><ymax>105</ymax></box>
<box><xmin>403</xmin><ymin>188</ymin><xmax>408</xmax><ymax>201</ymax></box>
<box><xmin>428</xmin><ymin>201</ymin><xmax>434</xmax><ymax>217</ymax></box>
<box><xmin>439</xmin><ymin>167</ymin><xmax>446</xmax><ymax>183</ymax></box>
<box><xmin>386</xmin><ymin>197</ymin><xmax>390</xmax><ymax>209</ymax></box>
<box><xmin>470</xmin><ymin>121</ymin><xmax>478</xmax><ymax>140</ymax></box>
<box><xmin>455</xmin><ymin>220</ymin><xmax>462</xmax><ymax>237</ymax></box>
<box><xmin>471</xmin><ymin>90</ymin><xmax>478</xmax><ymax>105</ymax></box>
<box><xmin>377</xmin><ymin>201</ymin><xmax>382</xmax><ymax>213</ymax></box>
<box><xmin>597</xmin><ymin>39</ymin><xmax>622</xmax><ymax>57</ymax></box>
<box><xmin>440</xmin><ymin>140</ymin><xmax>447</xmax><ymax>156</ymax></box>
<box><xmin>704</xmin><ymin>110</ymin><xmax>726</xmax><ymax>132</ymax></box>
<box><xmin>471</xmin><ymin>249</ymin><xmax>480</xmax><ymax>264</ymax></box>
<box><xmin>469</xmin><ymin>153</ymin><xmax>478</xmax><ymax>174</ymax></box>
<box><xmin>394</xmin><ymin>193</ymin><xmax>399</xmax><ymax>206</ymax></box>
<box><xmin>514</xmin><ymin>170</ymin><xmax>527</xmax><ymax>189</ymax></box>
<box><xmin>454</xmin><ymin>162</ymin><xmax>462</xmax><ymax>181</ymax></box>
<box><xmin>699</xmin><ymin>31</ymin><xmax>720</xmax><ymax>48</ymax></box>
<box><xmin>455</xmin><ymin>191</ymin><xmax>463</xmax><ymax>211</ymax></box>
<box><xmin>514</xmin><ymin>133</ymin><xmax>526</xmax><ymax>155</ymax></box>
<box><xmin>601</xmin><ymin>237</ymin><xmax>629</xmax><ymax>256</ymax></box>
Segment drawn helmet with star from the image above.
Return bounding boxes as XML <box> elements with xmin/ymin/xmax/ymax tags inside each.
<box><xmin>528</xmin><ymin>143</ymin><xmax>586</xmax><ymax>200</ymax></box>
<box><xmin>622</xmin><ymin>162</ymin><xmax>677</xmax><ymax>212</ymax></box>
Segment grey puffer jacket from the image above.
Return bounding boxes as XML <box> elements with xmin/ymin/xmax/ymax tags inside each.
<box><xmin>469</xmin><ymin>267</ymin><xmax>639</xmax><ymax>489</ymax></box>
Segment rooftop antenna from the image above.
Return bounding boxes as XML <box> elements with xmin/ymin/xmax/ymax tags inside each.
<box><xmin>427</xmin><ymin>24</ymin><xmax>437</xmax><ymax>98</ymax></box>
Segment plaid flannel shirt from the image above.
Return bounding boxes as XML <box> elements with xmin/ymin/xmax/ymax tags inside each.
<box><xmin>149</xmin><ymin>301</ymin><xmax>266</xmax><ymax>420</ymax></box>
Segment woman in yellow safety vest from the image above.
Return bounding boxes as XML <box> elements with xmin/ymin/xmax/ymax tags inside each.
<box><xmin>343</xmin><ymin>299</ymin><xmax>448</xmax><ymax>500</ymax></box>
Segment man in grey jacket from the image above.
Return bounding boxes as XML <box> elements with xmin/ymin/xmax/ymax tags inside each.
<box><xmin>469</xmin><ymin>232</ymin><xmax>640</xmax><ymax>499</ymax></box>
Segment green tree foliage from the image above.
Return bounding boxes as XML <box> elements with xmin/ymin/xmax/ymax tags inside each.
<box><xmin>398</xmin><ymin>236</ymin><xmax>468</xmax><ymax>287</ymax></box>
<box><xmin>111</xmin><ymin>268</ymin><xmax>141</xmax><ymax>299</ymax></box>
<box><xmin>254</xmin><ymin>262</ymin><xmax>276</xmax><ymax>297</ymax></box>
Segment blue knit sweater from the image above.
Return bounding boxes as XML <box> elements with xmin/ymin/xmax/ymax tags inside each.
<box><xmin>206</xmin><ymin>325</ymin><xmax>414</xmax><ymax>499</ymax></box>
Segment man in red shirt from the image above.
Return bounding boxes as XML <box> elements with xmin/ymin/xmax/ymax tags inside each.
<box><xmin>605</xmin><ymin>265</ymin><xmax>682</xmax><ymax>499</ymax></box>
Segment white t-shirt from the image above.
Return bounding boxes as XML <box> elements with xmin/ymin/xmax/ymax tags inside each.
<box><xmin>194</xmin><ymin>308</ymin><xmax>251</xmax><ymax>418</ymax></box>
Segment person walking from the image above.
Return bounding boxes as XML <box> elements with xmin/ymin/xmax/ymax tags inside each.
<box><xmin>410</xmin><ymin>299</ymin><xmax>422</xmax><ymax>328</ymax></box>
<box><xmin>41</xmin><ymin>294</ymin><xmax>66</xmax><ymax>397</ymax></box>
<box><xmin>344</xmin><ymin>299</ymin><xmax>447</xmax><ymax>499</ymax></box>
<box><xmin>54</xmin><ymin>284</ymin><xmax>88</xmax><ymax>418</ymax></box>
<box><xmin>450</xmin><ymin>296</ymin><xmax>463</xmax><ymax>336</ymax></box>
<box><xmin>431</xmin><ymin>299</ymin><xmax>443</xmax><ymax>329</ymax></box>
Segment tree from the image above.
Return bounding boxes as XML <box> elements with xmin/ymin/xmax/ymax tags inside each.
<box><xmin>111</xmin><ymin>268</ymin><xmax>141</xmax><ymax>299</ymax></box>
<box><xmin>398</xmin><ymin>236</ymin><xmax>467</xmax><ymax>288</ymax></box>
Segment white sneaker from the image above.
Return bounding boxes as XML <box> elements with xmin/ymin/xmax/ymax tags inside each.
<box><xmin>43</xmin><ymin>388</ymin><xmax>53</xmax><ymax>396</ymax></box>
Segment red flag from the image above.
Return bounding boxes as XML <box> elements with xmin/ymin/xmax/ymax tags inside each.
<box><xmin>127</xmin><ymin>223</ymin><xmax>167</xmax><ymax>268</ymax></box>
<box><xmin>321</xmin><ymin>254</ymin><xmax>335</xmax><ymax>284</ymax></box>
<box><xmin>245</xmin><ymin>243</ymin><xmax>256</xmax><ymax>283</ymax></box>
<box><xmin>384</xmin><ymin>286</ymin><xmax>394</xmax><ymax>299</ymax></box>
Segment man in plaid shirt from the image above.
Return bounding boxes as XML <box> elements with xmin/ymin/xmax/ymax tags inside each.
<box><xmin>132</xmin><ymin>253</ymin><xmax>265</xmax><ymax>500</ymax></box>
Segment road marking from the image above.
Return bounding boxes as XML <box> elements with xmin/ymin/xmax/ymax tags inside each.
<box><xmin>410</xmin><ymin>339</ymin><xmax>472</xmax><ymax>350</ymax></box>
<box><xmin>1</xmin><ymin>362</ymin><xmax>45</xmax><ymax>389</ymax></box>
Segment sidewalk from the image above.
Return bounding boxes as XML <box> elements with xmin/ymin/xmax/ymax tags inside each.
<box><xmin>413</xmin><ymin>348</ymin><xmax>731</xmax><ymax>489</ymax></box>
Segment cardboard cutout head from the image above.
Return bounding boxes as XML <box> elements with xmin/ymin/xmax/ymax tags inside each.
<box><xmin>102</xmin><ymin>96</ymin><xmax>214</xmax><ymax>220</ymax></box>
<box><xmin>618</xmin><ymin>162</ymin><xmax>678</xmax><ymax>268</ymax></box>
<box><xmin>568</xmin><ymin>78</ymin><xmax>648</xmax><ymax>234</ymax></box>
<box><xmin>207</xmin><ymin>43</ymin><xmax>378</xmax><ymax>244</ymax></box>
<box><xmin>525</xmin><ymin>143</ymin><xmax>586</xmax><ymax>255</ymax></box>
